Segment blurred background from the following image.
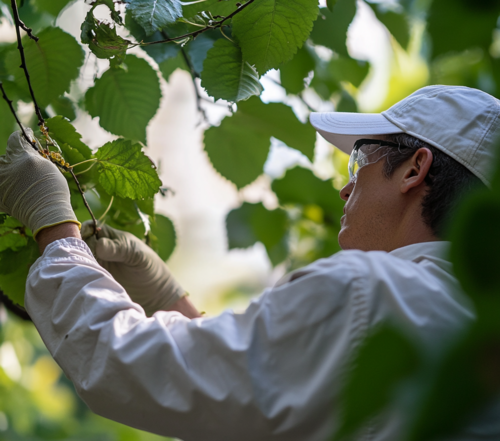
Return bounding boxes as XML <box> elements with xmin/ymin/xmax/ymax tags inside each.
<box><xmin>1</xmin><ymin>0</ymin><xmax>499</xmax><ymax>438</ymax></box>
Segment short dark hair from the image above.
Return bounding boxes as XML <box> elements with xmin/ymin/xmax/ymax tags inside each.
<box><xmin>383</xmin><ymin>133</ymin><xmax>485</xmax><ymax>237</ymax></box>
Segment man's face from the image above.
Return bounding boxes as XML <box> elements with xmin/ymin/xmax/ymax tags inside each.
<box><xmin>338</xmin><ymin>143</ymin><xmax>402</xmax><ymax>251</ymax></box>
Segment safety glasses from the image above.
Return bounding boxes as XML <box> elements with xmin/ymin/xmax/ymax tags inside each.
<box><xmin>348</xmin><ymin>138</ymin><xmax>402</xmax><ymax>181</ymax></box>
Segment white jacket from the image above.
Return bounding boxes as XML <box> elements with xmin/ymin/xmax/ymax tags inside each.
<box><xmin>25</xmin><ymin>238</ymin><xmax>499</xmax><ymax>440</ymax></box>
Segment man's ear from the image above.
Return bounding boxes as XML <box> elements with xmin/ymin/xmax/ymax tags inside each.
<box><xmin>400</xmin><ymin>148</ymin><xmax>433</xmax><ymax>194</ymax></box>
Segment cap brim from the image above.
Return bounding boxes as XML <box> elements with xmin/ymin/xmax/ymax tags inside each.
<box><xmin>310</xmin><ymin>112</ymin><xmax>404</xmax><ymax>154</ymax></box>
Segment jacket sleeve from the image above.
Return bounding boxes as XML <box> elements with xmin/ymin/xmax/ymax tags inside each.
<box><xmin>25</xmin><ymin>238</ymin><xmax>369</xmax><ymax>441</ymax></box>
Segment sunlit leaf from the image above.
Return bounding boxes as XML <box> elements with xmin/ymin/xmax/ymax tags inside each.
<box><xmin>201</xmin><ymin>39</ymin><xmax>262</xmax><ymax>102</ymax></box>
<box><xmin>232</xmin><ymin>0</ymin><xmax>319</xmax><ymax>74</ymax></box>
<box><xmin>94</xmin><ymin>139</ymin><xmax>162</xmax><ymax>200</ymax></box>
<box><xmin>33</xmin><ymin>0</ymin><xmax>74</xmax><ymax>17</ymax></box>
<box><xmin>85</xmin><ymin>55</ymin><xmax>161</xmax><ymax>143</ymax></box>
<box><xmin>45</xmin><ymin>116</ymin><xmax>92</xmax><ymax>160</ymax></box>
<box><xmin>50</xmin><ymin>95</ymin><xmax>76</xmax><ymax>121</ymax></box>
<box><xmin>369</xmin><ymin>3</ymin><xmax>410</xmax><ymax>50</ymax></box>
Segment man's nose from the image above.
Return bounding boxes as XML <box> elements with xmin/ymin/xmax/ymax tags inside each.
<box><xmin>340</xmin><ymin>180</ymin><xmax>354</xmax><ymax>201</ymax></box>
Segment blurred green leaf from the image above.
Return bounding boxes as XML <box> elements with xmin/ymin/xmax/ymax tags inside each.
<box><xmin>280</xmin><ymin>45</ymin><xmax>315</xmax><ymax>95</ymax></box>
<box><xmin>428</xmin><ymin>0</ymin><xmax>500</xmax><ymax>59</ymax></box>
<box><xmin>85</xmin><ymin>55</ymin><xmax>161</xmax><ymax>143</ymax></box>
<box><xmin>50</xmin><ymin>95</ymin><xmax>77</xmax><ymax>121</ymax></box>
<box><xmin>334</xmin><ymin>325</ymin><xmax>420</xmax><ymax>441</ymax></box>
<box><xmin>150</xmin><ymin>214</ymin><xmax>176</xmax><ymax>261</ymax></box>
<box><xmin>310</xmin><ymin>1</ymin><xmax>357</xmax><ymax>57</ymax></box>
<box><xmin>201</xmin><ymin>39</ymin><xmax>262</xmax><ymax>102</ymax></box>
<box><xmin>227</xmin><ymin>202</ymin><xmax>289</xmax><ymax>266</ymax></box>
<box><xmin>204</xmin><ymin>98</ymin><xmax>315</xmax><ymax>188</ymax></box>
<box><xmin>327</xmin><ymin>0</ymin><xmax>337</xmax><ymax>12</ymax></box>
<box><xmin>337</xmin><ymin>88</ymin><xmax>358</xmax><ymax>112</ymax></box>
<box><xmin>272</xmin><ymin>166</ymin><xmax>342</xmax><ymax>220</ymax></box>
<box><xmin>0</xmin><ymin>238</ymin><xmax>39</xmax><ymax>307</ymax></box>
<box><xmin>126</xmin><ymin>0</ymin><xmax>182</xmax><ymax>36</ymax></box>
<box><xmin>94</xmin><ymin>139</ymin><xmax>162</xmax><ymax>200</ymax></box>
<box><xmin>33</xmin><ymin>0</ymin><xmax>74</xmax><ymax>17</ymax></box>
<box><xmin>232</xmin><ymin>0</ymin><xmax>319</xmax><ymax>75</ymax></box>
<box><xmin>5</xmin><ymin>27</ymin><xmax>84</xmax><ymax>107</ymax></box>
<box><xmin>368</xmin><ymin>3</ymin><xmax>410</xmax><ymax>50</ymax></box>
<box><xmin>159</xmin><ymin>50</ymin><xmax>188</xmax><ymax>81</ymax></box>
<box><xmin>329</xmin><ymin>56</ymin><xmax>370</xmax><ymax>88</ymax></box>
<box><xmin>0</xmin><ymin>93</ymin><xmax>18</xmax><ymax>156</ymax></box>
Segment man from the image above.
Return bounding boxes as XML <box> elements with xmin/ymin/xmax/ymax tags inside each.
<box><xmin>0</xmin><ymin>85</ymin><xmax>499</xmax><ymax>440</ymax></box>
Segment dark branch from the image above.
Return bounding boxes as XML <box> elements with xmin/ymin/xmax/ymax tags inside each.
<box><xmin>138</xmin><ymin>0</ymin><xmax>256</xmax><ymax>47</ymax></box>
<box><xmin>0</xmin><ymin>291</ymin><xmax>32</xmax><ymax>321</ymax></box>
<box><xmin>0</xmin><ymin>81</ymin><xmax>39</xmax><ymax>151</ymax></box>
<box><xmin>70</xmin><ymin>169</ymin><xmax>98</xmax><ymax>236</ymax></box>
<box><xmin>10</xmin><ymin>0</ymin><xmax>45</xmax><ymax>127</ymax></box>
<box><xmin>18</xmin><ymin>18</ymin><xmax>39</xmax><ymax>42</ymax></box>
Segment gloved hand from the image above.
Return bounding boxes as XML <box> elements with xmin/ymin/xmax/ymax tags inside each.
<box><xmin>81</xmin><ymin>221</ymin><xmax>186</xmax><ymax>316</ymax></box>
<box><xmin>0</xmin><ymin>129</ymin><xmax>80</xmax><ymax>237</ymax></box>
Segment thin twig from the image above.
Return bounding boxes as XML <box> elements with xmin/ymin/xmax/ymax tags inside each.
<box><xmin>17</xmin><ymin>18</ymin><xmax>39</xmax><ymax>42</ymax></box>
<box><xmin>10</xmin><ymin>0</ymin><xmax>44</xmax><ymax>127</ymax></box>
<box><xmin>70</xmin><ymin>169</ymin><xmax>98</xmax><ymax>235</ymax></box>
<box><xmin>161</xmin><ymin>30</ymin><xmax>209</xmax><ymax>124</ymax></box>
<box><xmin>137</xmin><ymin>0</ymin><xmax>256</xmax><ymax>48</ymax></box>
<box><xmin>0</xmin><ymin>82</ymin><xmax>38</xmax><ymax>151</ymax></box>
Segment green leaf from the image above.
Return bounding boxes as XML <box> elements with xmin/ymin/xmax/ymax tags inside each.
<box><xmin>237</xmin><ymin>98</ymin><xmax>316</xmax><ymax>160</ymax></box>
<box><xmin>226</xmin><ymin>202</ymin><xmax>289</xmax><ymax>266</ymax></box>
<box><xmin>159</xmin><ymin>50</ymin><xmax>188</xmax><ymax>81</ymax></box>
<box><xmin>94</xmin><ymin>139</ymin><xmax>162</xmax><ymax>200</ymax></box>
<box><xmin>5</xmin><ymin>27</ymin><xmax>84</xmax><ymax>107</ymax></box>
<box><xmin>201</xmin><ymin>39</ymin><xmax>262</xmax><ymax>102</ymax></box>
<box><xmin>204</xmin><ymin>113</ymin><xmax>270</xmax><ymax>188</ymax></box>
<box><xmin>182</xmin><ymin>0</ymin><xmax>238</xmax><ymax>18</ymax></box>
<box><xmin>50</xmin><ymin>95</ymin><xmax>76</xmax><ymax>121</ymax></box>
<box><xmin>186</xmin><ymin>33</ymin><xmax>219</xmax><ymax>75</ymax></box>
<box><xmin>329</xmin><ymin>56</ymin><xmax>370</xmax><ymax>88</ymax></box>
<box><xmin>204</xmin><ymin>98</ymin><xmax>316</xmax><ymax>188</ymax></box>
<box><xmin>0</xmin><ymin>92</ymin><xmax>18</xmax><ymax>156</ymax></box>
<box><xmin>326</xmin><ymin>0</ymin><xmax>337</xmax><ymax>12</ymax></box>
<box><xmin>45</xmin><ymin>116</ymin><xmax>92</xmax><ymax>160</ymax></box>
<box><xmin>280</xmin><ymin>44</ymin><xmax>315</xmax><ymax>95</ymax></box>
<box><xmin>33</xmin><ymin>0</ymin><xmax>74</xmax><ymax>17</ymax></box>
<box><xmin>0</xmin><ymin>238</ymin><xmax>39</xmax><ymax>307</ymax></box>
<box><xmin>125</xmin><ymin>11</ymin><xmax>180</xmax><ymax>64</ymax></box>
<box><xmin>271</xmin><ymin>166</ymin><xmax>342</xmax><ymax>220</ymax></box>
<box><xmin>126</xmin><ymin>0</ymin><xmax>182</xmax><ymax>36</ymax></box>
<box><xmin>428</xmin><ymin>0</ymin><xmax>500</xmax><ymax>58</ymax></box>
<box><xmin>82</xmin><ymin>11</ymin><xmax>130</xmax><ymax>60</ymax></box>
<box><xmin>232</xmin><ymin>0</ymin><xmax>319</xmax><ymax>75</ymax></box>
<box><xmin>0</xmin><ymin>216</ymin><xmax>27</xmax><ymax>253</ymax></box>
<box><xmin>369</xmin><ymin>4</ymin><xmax>410</xmax><ymax>50</ymax></box>
<box><xmin>337</xmin><ymin>88</ymin><xmax>358</xmax><ymax>112</ymax></box>
<box><xmin>150</xmin><ymin>214</ymin><xmax>176</xmax><ymax>261</ymax></box>
<box><xmin>85</xmin><ymin>55</ymin><xmax>162</xmax><ymax>143</ymax></box>
<box><xmin>335</xmin><ymin>325</ymin><xmax>419</xmax><ymax>441</ymax></box>
<box><xmin>310</xmin><ymin>2</ymin><xmax>357</xmax><ymax>57</ymax></box>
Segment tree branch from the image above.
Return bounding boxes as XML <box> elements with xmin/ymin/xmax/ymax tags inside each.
<box><xmin>0</xmin><ymin>82</ymin><xmax>39</xmax><ymax>151</ymax></box>
<box><xmin>137</xmin><ymin>0</ymin><xmax>256</xmax><ymax>48</ymax></box>
<box><xmin>70</xmin><ymin>169</ymin><xmax>98</xmax><ymax>235</ymax></box>
<box><xmin>10</xmin><ymin>0</ymin><xmax>45</xmax><ymax>127</ymax></box>
<box><xmin>0</xmin><ymin>291</ymin><xmax>31</xmax><ymax>321</ymax></box>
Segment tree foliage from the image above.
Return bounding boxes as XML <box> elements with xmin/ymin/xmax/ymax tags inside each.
<box><xmin>0</xmin><ymin>0</ymin><xmax>499</xmax><ymax>439</ymax></box>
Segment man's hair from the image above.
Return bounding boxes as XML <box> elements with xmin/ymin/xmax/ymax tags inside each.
<box><xmin>383</xmin><ymin>134</ymin><xmax>485</xmax><ymax>238</ymax></box>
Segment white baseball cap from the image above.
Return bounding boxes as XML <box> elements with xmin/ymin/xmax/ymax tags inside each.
<box><xmin>310</xmin><ymin>85</ymin><xmax>500</xmax><ymax>187</ymax></box>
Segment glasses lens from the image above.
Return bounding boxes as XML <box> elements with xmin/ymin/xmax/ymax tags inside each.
<box><xmin>348</xmin><ymin>141</ymin><xmax>390</xmax><ymax>180</ymax></box>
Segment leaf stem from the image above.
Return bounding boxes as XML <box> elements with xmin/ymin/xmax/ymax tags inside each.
<box><xmin>0</xmin><ymin>81</ymin><xmax>39</xmax><ymax>151</ymax></box>
<box><xmin>98</xmin><ymin>196</ymin><xmax>114</xmax><ymax>222</ymax></box>
<box><xmin>137</xmin><ymin>0</ymin><xmax>256</xmax><ymax>48</ymax></box>
<box><xmin>72</xmin><ymin>158</ymin><xmax>98</xmax><ymax>168</ymax></box>
<box><xmin>10</xmin><ymin>0</ymin><xmax>45</xmax><ymax>127</ymax></box>
<box><xmin>74</xmin><ymin>162</ymin><xmax>97</xmax><ymax>176</ymax></box>
<box><xmin>70</xmin><ymin>169</ymin><xmax>98</xmax><ymax>235</ymax></box>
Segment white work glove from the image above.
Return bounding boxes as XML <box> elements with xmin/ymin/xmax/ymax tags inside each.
<box><xmin>0</xmin><ymin>129</ymin><xmax>80</xmax><ymax>237</ymax></box>
<box><xmin>81</xmin><ymin>221</ymin><xmax>186</xmax><ymax>316</ymax></box>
